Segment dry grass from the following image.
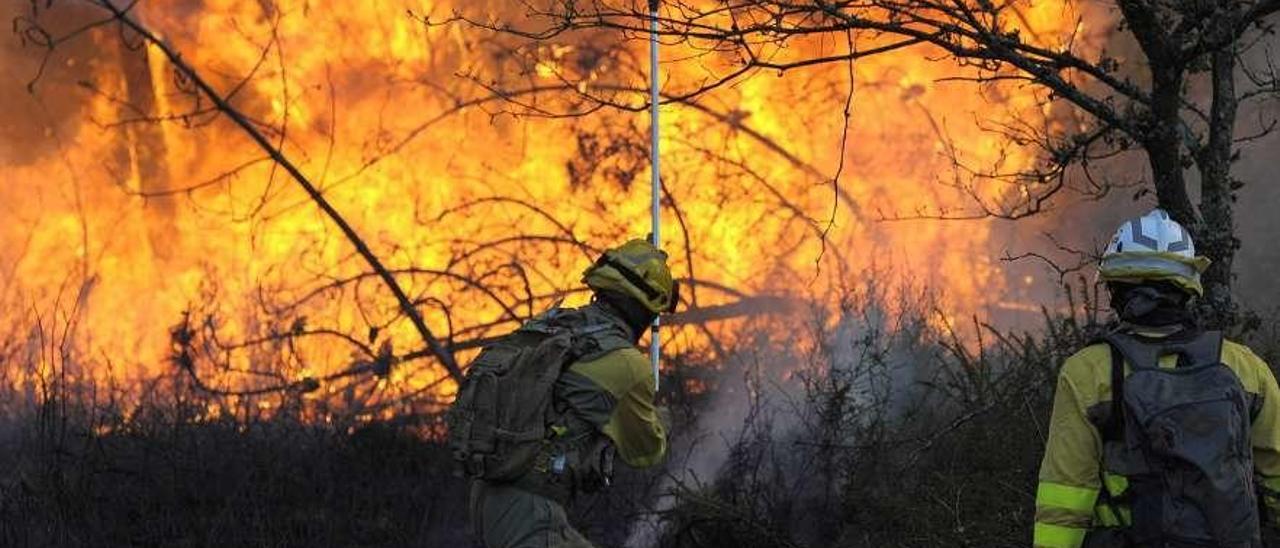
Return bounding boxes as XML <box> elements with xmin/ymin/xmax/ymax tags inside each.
<box><xmin>1</xmin><ymin>293</ymin><xmax>1277</xmax><ymax>548</ymax></box>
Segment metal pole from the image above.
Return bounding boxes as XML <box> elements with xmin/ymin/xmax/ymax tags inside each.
<box><xmin>648</xmin><ymin>0</ymin><xmax>661</xmax><ymax>392</ymax></box>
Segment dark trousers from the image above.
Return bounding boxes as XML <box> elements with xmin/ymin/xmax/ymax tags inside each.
<box><xmin>469</xmin><ymin>481</ymin><xmax>595</xmax><ymax>548</ymax></box>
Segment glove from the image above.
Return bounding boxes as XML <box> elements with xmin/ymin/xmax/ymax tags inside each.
<box><xmin>577</xmin><ymin>438</ymin><xmax>616</xmax><ymax>493</ymax></box>
<box><xmin>656</xmin><ymin>405</ymin><xmax>673</xmax><ymax>430</ymax></box>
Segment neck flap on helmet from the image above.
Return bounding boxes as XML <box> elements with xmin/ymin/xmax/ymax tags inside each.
<box><xmin>594</xmin><ymin>290</ymin><xmax>657</xmax><ymax>344</ymax></box>
<box><xmin>1109</xmin><ymin>281</ymin><xmax>1197</xmax><ymax>329</ymax></box>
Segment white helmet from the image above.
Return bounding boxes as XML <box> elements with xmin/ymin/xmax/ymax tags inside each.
<box><xmin>1099</xmin><ymin>208</ymin><xmax>1210</xmax><ymax>296</ymax></box>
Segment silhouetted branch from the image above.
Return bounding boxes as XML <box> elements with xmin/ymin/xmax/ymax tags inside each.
<box><xmin>91</xmin><ymin>0</ymin><xmax>463</xmax><ymax>380</ymax></box>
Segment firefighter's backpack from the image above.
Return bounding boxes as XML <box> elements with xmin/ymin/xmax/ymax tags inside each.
<box><xmin>445</xmin><ymin>307</ymin><xmax>622</xmax><ymax>482</ymax></box>
<box><xmin>1100</xmin><ymin>330</ymin><xmax>1260</xmax><ymax>547</ymax></box>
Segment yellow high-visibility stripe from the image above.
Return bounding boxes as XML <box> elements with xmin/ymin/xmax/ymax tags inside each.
<box><xmin>1262</xmin><ymin>477</ymin><xmax>1280</xmax><ymax>518</ymax></box>
<box><xmin>1102</xmin><ymin>473</ymin><xmax>1129</xmax><ymax>497</ymax></box>
<box><xmin>1034</xmin><ymin>522</ymin><xmax>1087</xmax><ymax>548</ymax></box>
<box><xmin>1037</xmin><ymin>482</ymin><xmax>1098</xmax><ymax>512</ymax></box>
<box><xmin>1095</xmin><ymin>504</ymin><xmax>1120</xmax><ymax>527</ymax></box>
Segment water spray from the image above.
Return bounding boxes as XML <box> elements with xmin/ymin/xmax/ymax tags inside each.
<box><xmin>648</xmin><ymin>0</ymin><xmax>661</xmax><ymax>392</ymax></box>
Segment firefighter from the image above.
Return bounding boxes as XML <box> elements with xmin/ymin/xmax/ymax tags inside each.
<box><xmin>465</xmin><ymin>239</ymin><xmax>674</xmax><ymax>548</ymax></box>
<box><xmin>1033</xmin><ymin>209</ymin><xmax>1280</xmax><ymax>547</ymax></box>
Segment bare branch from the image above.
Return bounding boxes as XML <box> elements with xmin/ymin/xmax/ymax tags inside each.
<box><xmin>93</xmin><ymin>1</ymin><xmax>463</xmax><ymax>380</ymax></box>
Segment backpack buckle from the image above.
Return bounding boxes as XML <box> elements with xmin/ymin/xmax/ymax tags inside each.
<box><xmin>467</xmin><ymin>453</ymin><xmax>486</xmax><ymax>478</ymax></box>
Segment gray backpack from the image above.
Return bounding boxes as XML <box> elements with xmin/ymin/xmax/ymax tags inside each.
<box><xmin>445</xmin><ymin>307</ymin><xmax>617</xmax><ymax>482</ymax></box>
<box><xmin>1100</xmin><ymin>330</ymin><xmax>1261</xmax><ymax>547</ymax></box>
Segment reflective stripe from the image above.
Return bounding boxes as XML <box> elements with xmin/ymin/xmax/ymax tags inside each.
<box><xmin>1095</xmin><ymin>504</ymin><xmax>1121</xmax><ymax>527</ymax></box>
<box><xmin>1100</xmin><ymin>251</ymin><xmax>1207</xmax><ymax>278</ymax></box>
<box><xmin>1034</xmin><ymin>522</ymin><xmax>1087</xmax><ymax>548</ymax></box>
<box><xmin>1098</xmin><ymin>473</ymin><xmax>1132</xmax><ymax>527</ymax></box>
<box><xmin>1037</xmin><ymin>482</ymin><xmax>1098</xmax><ymax>512</ymax></box>
<box><xmin>1102</xmin><ymin>473</ymin><xmax>1128</xmax><ymax>497</ymax></box>
<box><xmin>1094</xmin><ymin>502</ymin><xmax>1132</xmax><ymax>527</ymax></box>
<box><xmin>1262</xmin><ymin>477</ymin><xmax>1280</xmax><ymax>518</ymax></box>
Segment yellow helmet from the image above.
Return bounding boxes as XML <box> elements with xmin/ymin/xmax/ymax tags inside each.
<box><xmin>582</xmin><ymin>239</ymin><xmax>679</xmax><ymax>314</ymax></box>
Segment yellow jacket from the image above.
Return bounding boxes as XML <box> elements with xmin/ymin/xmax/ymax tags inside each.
<box><xmin>550</xmin><ymin>303</ymin><xmax>668</xmax><ymax>469</ymax></box>
<box><xmin>1034</xmin><ymin>335</ymin><xmax>1280</xmax><ymax>548</ymax></box>
<box><xmin>562</xmin><ymin>346</ymin><xmax>668</xmax><ymax>468</ymax></box>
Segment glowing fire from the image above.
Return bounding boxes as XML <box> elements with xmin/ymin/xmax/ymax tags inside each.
<box><xmin>0</xmin><ymin>1</ymin><xmax>1106</xmax><ymax>419</ymax></box>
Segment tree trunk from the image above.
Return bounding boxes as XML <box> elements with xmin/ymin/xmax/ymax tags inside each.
<box><xmin>1194</xmin><ymin>36</ymin><xmax>1241</xmax><ymax>328</ymax></box>
<box><xmin>1118</xmin><ymin>1</ymin><xmax>1240</xmax><ymax>327</ymax></box>
<box><xmin>1146</xmin><ymin>66</ymin><xmax>1198</xmax><ymax>227</ymax></box>
<box><xmin>1118</xmin><ymin>1</ymin><xmax>1196</xmax><ymax>225</ymax></box>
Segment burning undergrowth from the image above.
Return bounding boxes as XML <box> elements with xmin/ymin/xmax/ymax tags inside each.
<box><xmin>0</xmin><ymin>277</ymin><xmax>984</xmax><ymax>547</ymax></box>
<box><xmin>3</xmin><ymin>1</ymin><xmax>1280</xmax><ymax>547</ymax></box>
<box><xmin>1</xmin><ymin>274</ymin><xmax>1278</xmax><ymax>547</ymax></box>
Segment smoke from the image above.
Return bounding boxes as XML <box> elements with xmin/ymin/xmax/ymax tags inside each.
<box><xmin>1228</xmin><ymin>32</ymin><xmax>1280</xmax><ymax>303</ymax></box>
<box><xmin>0</xmin><ymin>2</ymin><xmax>110</xmax><ymax>167</ymax></box>
<box><xmin>980</xmin><ymin>23</ymin><xmax>1280</xmax><ymax>323</ymax></box>
<box><xmin>625</xmin><ymin>281</ymin><xmax>937</xmax><ymax>547</ymax></box>
<box><xmin>624</xmin><ymin>309</ymin><xmax>810</xmax><ymax>548</ymax></box>
<box><xmin>623</xmin><ymin>300</ymin><xmax>815</xmax><ymax>547</ymax></box>
<box><xmin>620</xmin><ymin>22</ymin><xmax>1280</xmax><ymax>547</ymax></box>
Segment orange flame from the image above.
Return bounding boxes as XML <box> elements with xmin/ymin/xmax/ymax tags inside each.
<box><xmin>0</xmin><ymin>1</ymin><xmax>1109</xmax><ymax>420</ymax></box>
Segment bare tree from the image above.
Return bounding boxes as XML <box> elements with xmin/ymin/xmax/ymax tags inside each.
<box><xmin>9</xmin><ymin>0</ymin><xmax>818</xmax><ymax>415</ymax></box>
<box><xmin>438</xmin><ymin>0</ymin><xmax>1280</xmax><ymax>326</ymax></box>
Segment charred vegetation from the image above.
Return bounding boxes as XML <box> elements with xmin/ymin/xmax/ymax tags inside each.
<box><xmin>1</xmin><ymin>1</ymin><xmax>1278</xmax><ymax>548</ymax></box>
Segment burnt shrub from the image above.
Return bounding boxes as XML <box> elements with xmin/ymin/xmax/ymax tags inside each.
<box><xmin>0</xmin><ymin>414</ymin><xmax>469</xmax><ymax>548</ymax></box>
<box><xmin>0</xmin><ymin>295</ymin><xmax>1276</xmax><ymax>548</ymax></box>
<box><xmin>648</xmin><ymin>293</ymin><xmax>1280</xmax><ymax>548</ymax></box>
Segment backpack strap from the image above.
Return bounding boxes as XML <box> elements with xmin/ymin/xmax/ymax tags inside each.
<box><xmin>1102</xmin><ymin>341</ymin><xmax>1126</xmax><ymax>443</ymax></box>
<box><xmin>1170</xmin><ymin>330</ymin><xmax>1223</xmax><ymax>369</ymax></box>
<box><xmin>1104</xmin><ymin>332</ymin><xmax>1160</xmax><ymax>371</ymax></box>
<box><xmin>572</xmin><ymin>306</ymin><xmax>636</xmax><ymax>362</ymax></box>
<box><xmin>1097</xmin><ymin>329</ymin><xmax>1224</xmax><ymax>442</ymax></box>
<box><xmin>1098</xmin><ymin>331</ymin><xmax>1141</xmax><ymax>444</ymax></box>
